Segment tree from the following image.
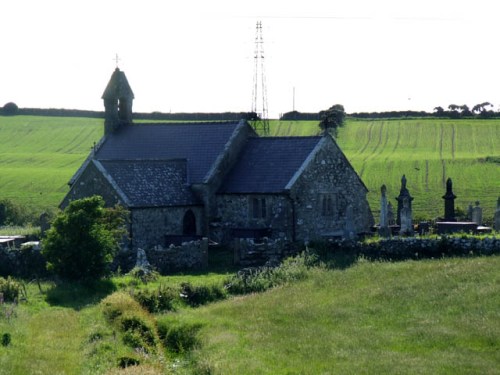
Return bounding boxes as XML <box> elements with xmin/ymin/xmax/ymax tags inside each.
<box><xmin>2</xmin><ymin>102</ymin><xmax>18</xmax><ymax>116</ymax></box>
<box><xmin>42</xmin><ymin>196</ymin><xmax>127</xmax><ymax>281</ymax></box>
<box><xmin>433</xmin><ymin>106</ymin><xmax>445</xmax><ymax>117</ymax></box>
<box><xmin>319</xmin><ymin>104</ymin><xmax>346</xmax><ymax>136</ymax></box>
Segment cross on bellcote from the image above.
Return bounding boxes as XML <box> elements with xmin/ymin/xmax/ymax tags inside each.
<box><xmin>114</xmin><ymin>53</ymin><xmax>121</xmax><ymax>68</ymax></box>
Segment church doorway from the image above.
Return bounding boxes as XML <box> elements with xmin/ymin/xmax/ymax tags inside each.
<box><xmin>182</xmin><ymin>210</ymin><xmax>197</xmax><ymax>236</ymax></box>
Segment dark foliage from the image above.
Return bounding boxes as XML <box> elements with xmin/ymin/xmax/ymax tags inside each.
<box><xmin>42</xmin><ymin>196</ymin><xmax>127</xmax><ymax>281</ymax></box>
<box><xmin>179</xmin><ymin>282</ymin><xmax>226</xmax><ymax>307</ymax></box>
<box><xmin>133</xmin><ymin>285</ymin><xmax>177</xmax><ymax>313</ymax></box>
<box><xmin>157</xmin><ymin>319</ymin><xmax>203</xmax><ymax>353</ymax></box>
<box><xmin>2</xmin><ymin>102</ymin><xmax>18</xmax><ymax>116</ymax></box>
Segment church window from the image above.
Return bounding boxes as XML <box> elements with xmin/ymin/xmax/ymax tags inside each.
<box><xmin>320</xmin><ymin>194</ymin><xmax>335</xmax><ymax>216</ymax></box>
<box><xmin>183</xmin><ymin>210</ymin><xmax>197</xmax><ymax>236</ymax></box>
<box><xmin>251</xmin><ymin>197</ymin><xmax>267</xmax><ymax>219</ymax></box>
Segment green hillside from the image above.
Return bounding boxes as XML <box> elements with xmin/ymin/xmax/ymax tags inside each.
<box><xmin>266</xmin><ymin>119</ymin><xmax>500</xmax><ymax>220</ymax></box>
<box><xmin>0</xmin><ymin>116</ymin><xmax>102</xmax><ymax>214</ymax></box>
<box><xmin>0</xmin><ymin>116</ymin><xmax>498</xmax><ymax>221</ymax></box>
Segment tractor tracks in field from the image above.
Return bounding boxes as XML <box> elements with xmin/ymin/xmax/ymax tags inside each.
<box><xmin>439</xmin><ymin>123</ymin><xmax>446</xmax><ymax>187</ymax></box>
<box><xmin>451</xmin><ymin>123</ymin><xmax>456</xmax><ymax>160</ymax></box>
<box><xmin>358</xmin><ymin>121</ymin><xmax>375</xmax><ymax>156</ymax></box>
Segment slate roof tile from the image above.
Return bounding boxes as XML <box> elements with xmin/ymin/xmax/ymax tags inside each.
<box><xmin>99</xmin><ymin>159</ymin><xmax>200</xmax><ymax>207</ymax></box>
<box><xmin>219</xmin><ymin>136</ymin><xmax>322</xmax><ymax>193</ymax></box>
<box><xmin>95</xmin><ymin>122</ymin><xmax>240</xmax><ymax>183</ymax></box>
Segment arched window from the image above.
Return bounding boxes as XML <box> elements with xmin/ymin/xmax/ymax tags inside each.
<box><xmin>183</xmin><ymin>210</ymin><xmax>197</xmax><ymax>236</ymax></box>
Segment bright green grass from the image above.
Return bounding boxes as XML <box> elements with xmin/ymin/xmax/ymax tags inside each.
<box><xmin>177</xmin><ymin>256</ymin><xmax>500</xmax><ymax>375</ymax></box>
<box><xmin>264</xmin><ymin>119</ymin><xmax>500</xmax><ymax>220</ymax></box>
<box><xmin>1</xmin><ymin>257</ymin><xmax>499</xmax><ymax>374</ymax></box>
<box><xmin>0</xmin><ymin>116</ymin><xmax>102</xmax><ymax>213</ymax></box>
<box><xmin>0</xmin><ymin>116</ymin><xmax>498</xmax><ymax>221</ymax></box>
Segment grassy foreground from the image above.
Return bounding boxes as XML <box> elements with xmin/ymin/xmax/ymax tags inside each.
<box><xmin>2</xmin><ymin>256</ymin><xmax>497</xmax><ymax>374</ymax></box>
<box><xmin>181</xmin><ymin>256</ymin><xmax>500</xmax><ymax>374</ymax></box>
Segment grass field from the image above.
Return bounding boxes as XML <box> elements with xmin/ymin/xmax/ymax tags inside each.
<box><xmin>0</xmin><ymin>115</ymin><xmax>498</xmax><ymax>221</ymax></box>
<box><xmin>1</xmin><ymin>255</ymin><xmax>498</xmax><ymax>374</ymax></box>
<box><xmin>266</xmin><ymin>119</ymin><xmax>500</xmax><ymax>220</ymax></box>
<box><xmin>0</xmin><ymin>116</ymin><xmax>102</xmax><ymax>214</ymax></box>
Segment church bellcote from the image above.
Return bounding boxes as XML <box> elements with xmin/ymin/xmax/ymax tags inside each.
<box><xmin>102</xmin><ymin>68</ymin><xmax>134</xmax><ymax>135</ymax></box>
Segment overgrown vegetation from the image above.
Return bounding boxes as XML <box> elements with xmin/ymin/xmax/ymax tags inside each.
<box><xmin>0</xmin><ymin>277</ymin><xmax>20</xmax><ymax>302</ymax></box>
<box><xmin>0</xmin><ymin>250</ymin><xmax>499</xmax><ymax>374</ymax></box>
<box><xmin>42</xmin><ymin>196</ymin><xmax>127</xmax><ymax>281</ymax></box>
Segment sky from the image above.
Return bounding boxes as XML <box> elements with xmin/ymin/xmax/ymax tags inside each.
<box><xmin>1</xmin><ymin>0</ymin><xmax>499</xmax><ymax>118</ymax></box>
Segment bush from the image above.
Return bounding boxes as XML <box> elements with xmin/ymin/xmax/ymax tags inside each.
<box><xmin>42</xmin><ymin>196</ymin><xmax>127</xmax><ymax>281</ymax></box>
<box><xmin>0</xmin><ymin>277</ymin><xmax>20</xmax><ymax>302</ymax></box>
<box><xmin>117</xmin><ymin>356</ymin><xmax>140</xmax><ymax>368</ymax></box>
<box><xmin>157</xmin><ymin>318</ymin><xmax>203</xmax><ymax>353</ymax></box>
<box><xmin>180</xmin><ymin>282</ymin><xmax>227</xmax><ymax>307</ymax></box>
<box><xmin>128</xmin><ymin>267</ymin><xmax>159</xmax><ymax>284</ymax></box>
<box><xmin>100</xmin><ymin>292</ymin><xmax>160</xmax><ymax>353</ymax></box>
<box><xmin>226</xmin><ymin>251</ymin><xmax>316</xmax><ymax>295</ymax></box>
<box><xmin>1</xmin><ymin>333</ymin><xmax>11</xmax><ymax>347</ymax></box>
<box><xmin>133</xmin><ymin>285</ymin><xmax>177</xmax><ymax>313</ymax></box>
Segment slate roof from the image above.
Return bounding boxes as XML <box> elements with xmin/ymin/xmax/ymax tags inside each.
<box><xmin>98</xmin><ymin>159</ymin><xmax>200</xmax><ymax>207</ymax></box>
<box><xmin>95</xmin><ymin>121</ymin><xmax>241</xmax><ymax>183</ymax></box>
<box><xmin>219</xmin><ymin>136</ymin><xmax>322</xmax><ymax>194</ymax></box>
<box><xmin>102</xmin><ymin>68</ymin><xmax>135</xmax><ymax>100</ymax></box>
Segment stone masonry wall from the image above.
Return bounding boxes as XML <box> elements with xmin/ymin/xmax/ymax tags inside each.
<box><xmin>130</xmin><ymin>206</ymin><xmax>205</xmax><ymax>249</ymax></box>
<box><xmin>290</xmin><ymin>137</ymin><xmax>374</xmax><ymax>241</ymax></box>
<box><xmin>232</xmin><ymin>237</ymin><xmax>300</xmax><ymax>267</ymax></box>
<box><xmin>114</xmin><ymin>239</ymin><xmax>209</xmax><ymax>274</ymax></box>
<box><xmin>60</xmin><ymin>161</ymin><xmax>123</xmax><ymax>209</ymax></box>
<box><xmin>213</xmin><ymin>194</ymin><xmax>292</xmax><ymax>243</ymax></box>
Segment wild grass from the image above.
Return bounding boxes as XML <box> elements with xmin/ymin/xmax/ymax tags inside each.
<box><xmin>181</xmin><ymin>256</ymin><xmax>500</xmax><ymax>374</ymax></box>
<box><xmin>0</xmin><ymin>254</ymin><xmax>499</xmax><ymax>374</ymax></box>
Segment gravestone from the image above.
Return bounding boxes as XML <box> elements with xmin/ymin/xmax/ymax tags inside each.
<box><xmin>399</xmin><ymin>196</ymin><xmax>413</xmax><ymax>235</ymax></box>
<box><xmin>396</xmin><ymin>175</ymin><xmax>414</xmax><ymax>226</ymax></box>
<box><xmin>471</xmin><ymin>201</ymin><xmax>483</xmax><ymax>226</ymax></box>
<box><xmin>494</xmin><ymin>197</ymin><xmax>500</xmax><ymax>231</ymax></box>
<box><xmin>39</xmin><ymin>212</ymin><xmax>50</xmax><ymax>237</ymax></box>
<box><xmin>344</xmin><ymin>204</ymin><xmax>356</xmax><ymax>239</ymax></box>
<box><xmin>135</xmin><ymin>248</ymin><xmax>151</xmax><ymax>272</ymax></box>
<box><xmin>387</xmin><ymin>202</ymin><xmax>395</xmax><ymax>225</ymax></box>
<box><xmin>378</xmin><ymin>185</ymin><xmax>391</xmax><ymax>237</ymax></box>
<box><xmin>467</xmin><ymin>203</ymin><xmax>473</xmax><ymax>221</ymax></box>
<box><xmin>442</xmin><ymin>178</ymin><xmax>457</xmax><ymax>221</ymax></box>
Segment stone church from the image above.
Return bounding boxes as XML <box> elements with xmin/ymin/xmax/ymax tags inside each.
<box><xmin>61</xmin><ymin>68</ymin><xmax>373</xmax><ymax>250</ymax></box>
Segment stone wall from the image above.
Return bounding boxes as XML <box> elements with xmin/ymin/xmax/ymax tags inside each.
<box><xmin>0</xmin><ymin>247</ymin><xmax>48</xmax><ymax>278</ymax></box>
<box><xmin>289</xmin><ymin>137</ymin><xmax>374</xmax><ymax>241</ymax></box>
<box><xmin>213</xmin><ymin>194</ymin><xmax>293</xmax><ymax>243</ymax></box>
<box><xmin>323</xmin><ymin>236</ymin><xmax>500</xmax><ymax>260</ymax></box>
<box><xmin>60</xmin><ymin>160</ymin><xmax>123</xmax><ymax>209</ymax></box>
<box><xmin>130</xmin><ymin>206</ymin><xmax>205</xmax><ymax>249</ymax></box>
<box><xmin>232</xmin><ymin>237</ymin><xmax>300</xmax><ymax>267</ymax></box>
<box><xmin>114</xmin><ymin>239</ymin><xmax>209</xmax><ymax>274</ymax></box>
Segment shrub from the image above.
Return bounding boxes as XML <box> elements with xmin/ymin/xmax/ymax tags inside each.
<box><xmin>180</xmin><ymin>282</ymin><xmax>227</xmax><ymax>307</ymax></box>
<box><xmin>133</xmin><ymin>285</ymin><xmax>177</xmax><ymax>313</ymax></box>
<box><xmin>128</xmin><ymin>267</ymin><xmax>159</xmax><ymax>284</ymax></box>
<box><xmin>117</xmin><ymin>356</ymin><xmax>140</xmax><ymax>368</ymax></box>
<box><xmin>0</xmin><ymin>276</ymin><xmax>20</xmax><ymax>302</ymax></box>
<box><xmin>100</xmin><ymin>292</ymin><xmax>160</xmax><ymax>353</ymax></box>
<box><xmin>1</xmin><ymin>333</ymin><xmax>11</xmax><ymax>347</ymax></box>
<box><xmin>157</xmin><ymin>318</ymin><xmax>203</xmax><ymax>353</ymax></box>
<box><xmin>42</xmin><ymin>196</ymin><xmax>127</xmax><ymax>281</ymax></box>
<box><xmin>226</xmin><ymin>251</ymin><xmax>316</xmax><ymax>295</ymax></box>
